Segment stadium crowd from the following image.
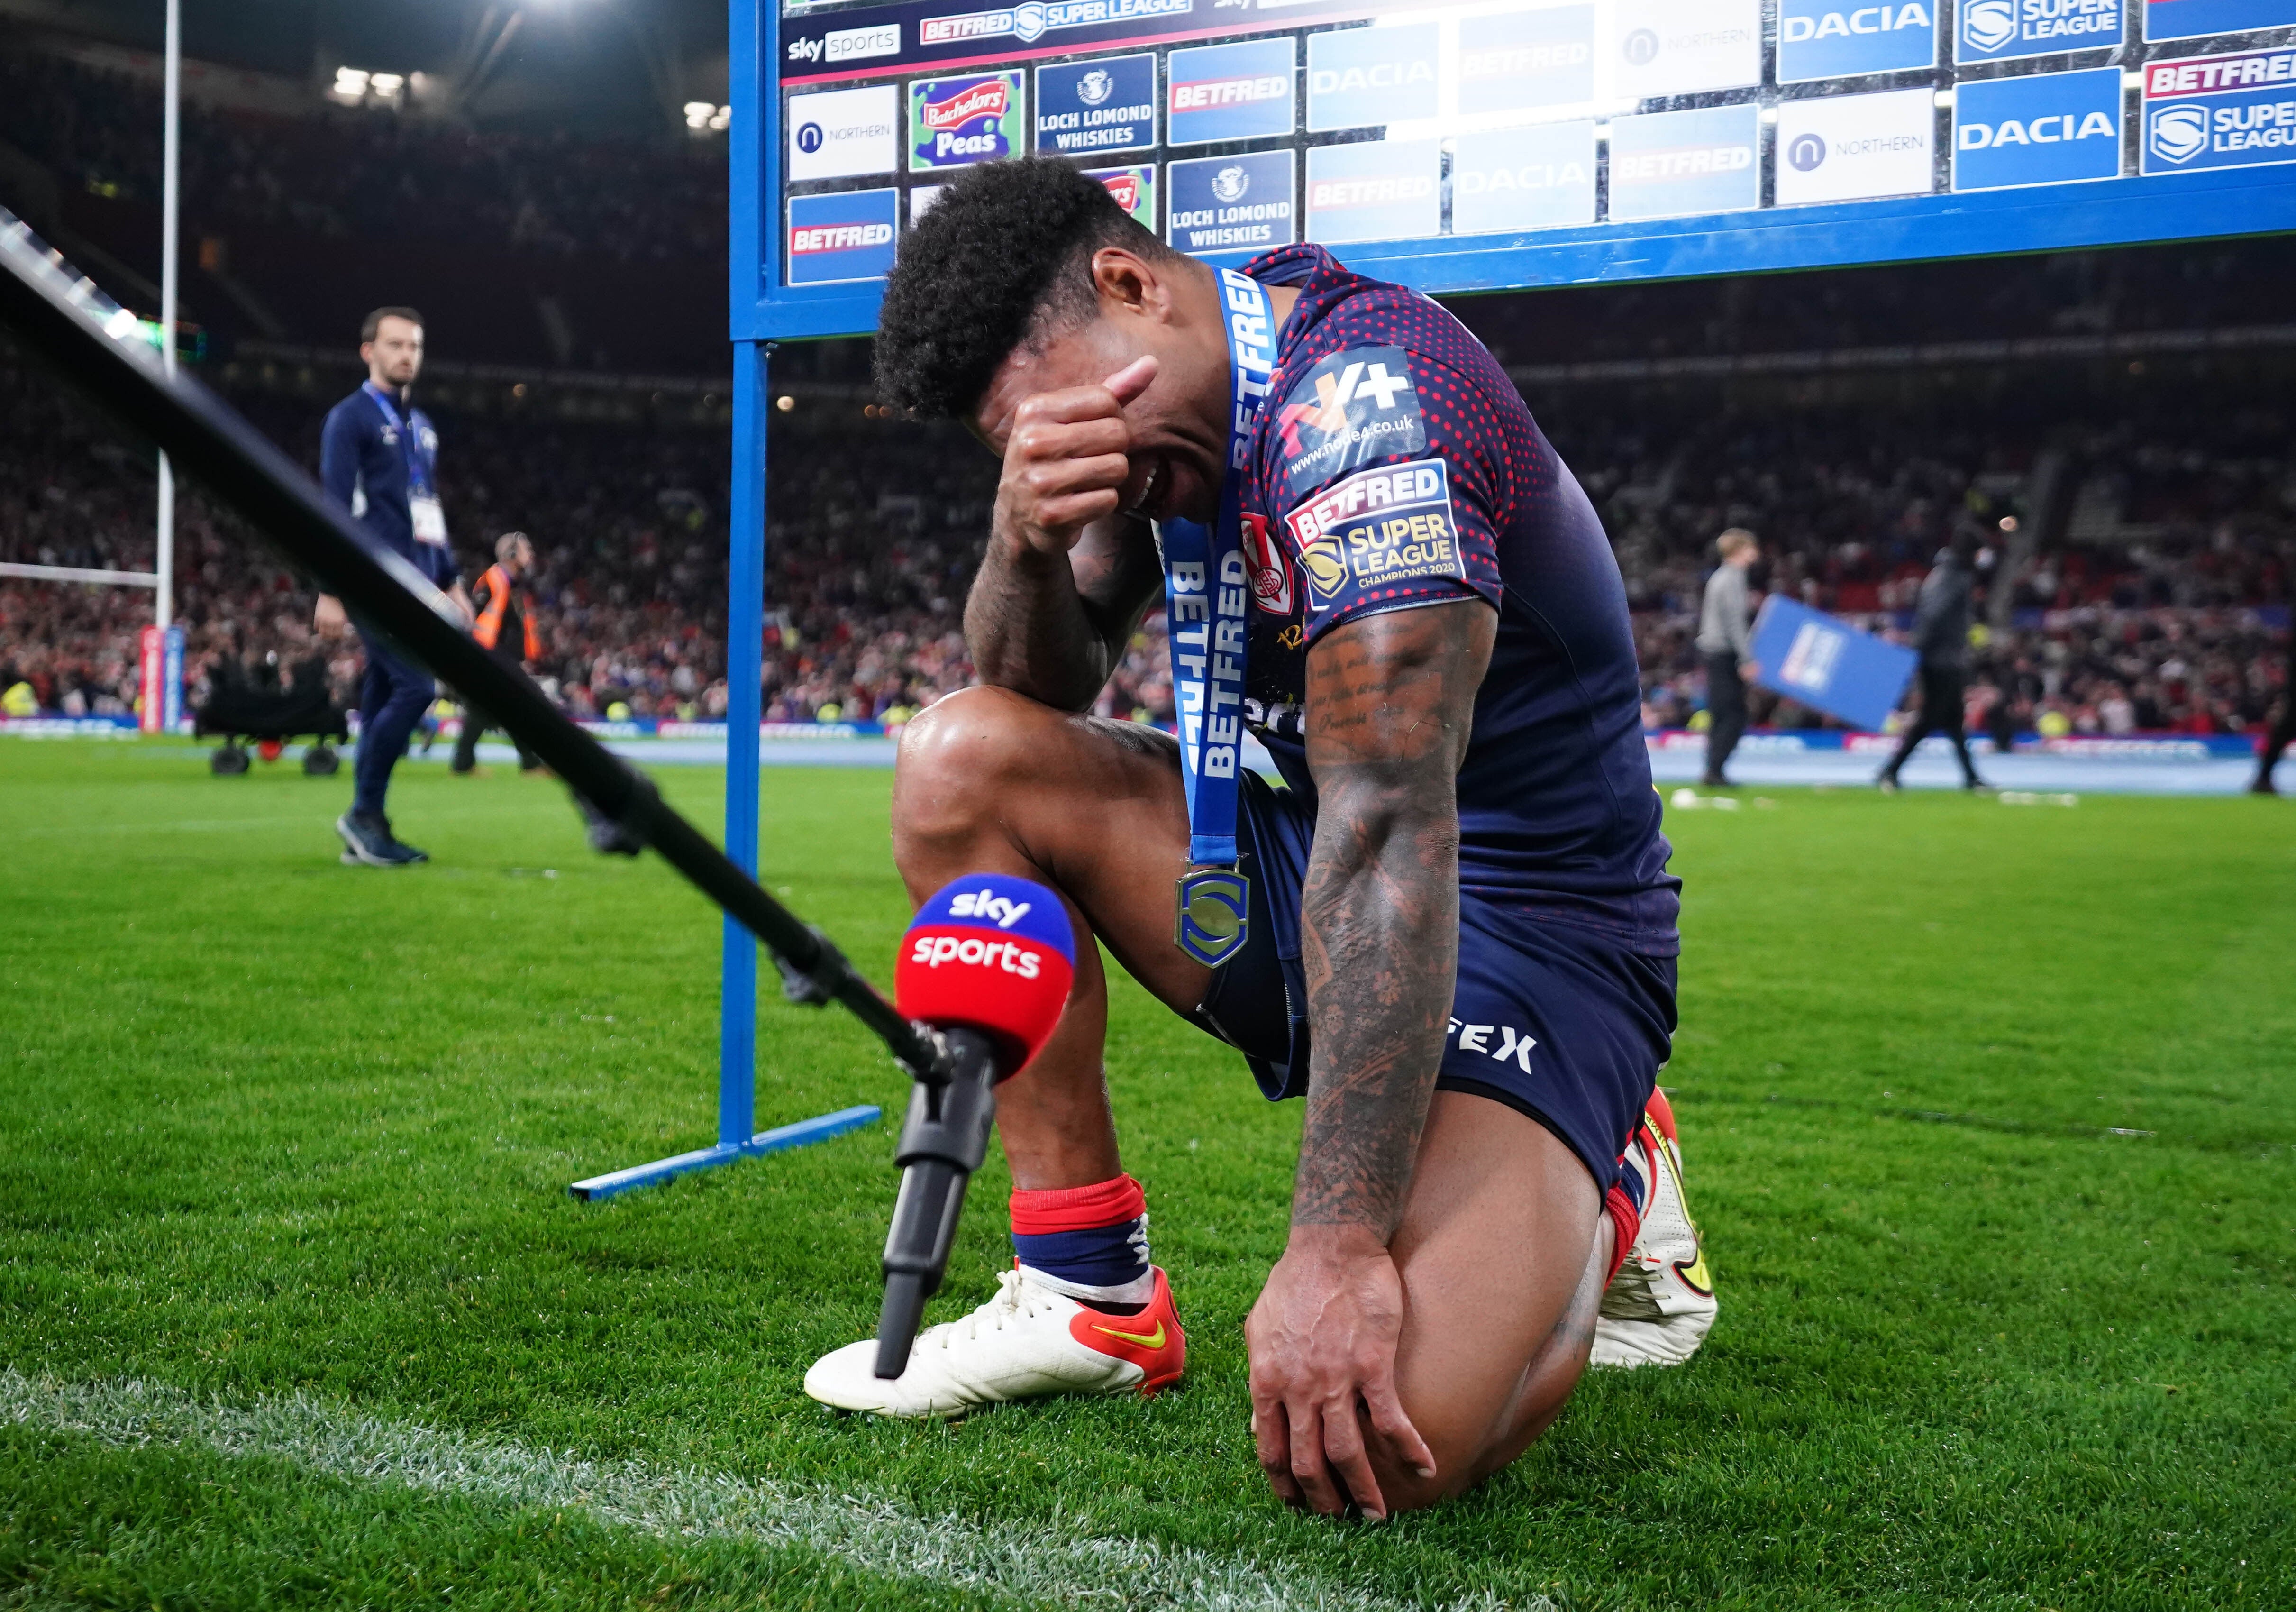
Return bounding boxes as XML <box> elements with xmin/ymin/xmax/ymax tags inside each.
<box><xmin>3</xmin><ymin>342</ymin><xmax>2287</xmax><ymax>743</ymax></box>
<box><xmin>0</xmin><ymin>47</ymin><xmax>726</xmax><ymax>266</ymax></box>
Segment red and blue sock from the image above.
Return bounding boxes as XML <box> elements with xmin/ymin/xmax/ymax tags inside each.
<box><xmin>1010</xmin><ymin>1173</ymin><xmax>1154</xmax><ymax>1308</ymax></box>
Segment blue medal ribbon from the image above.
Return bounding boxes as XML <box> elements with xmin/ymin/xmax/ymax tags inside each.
<box><xmin>1161</xmin><ymin>268</ymin><xmax>1276</xmax><ymax>968</ymax></box>
<box><xmin>363</xmin><ymin>380</ymin><xmax>437</xmax><ymax>503</ymax></box>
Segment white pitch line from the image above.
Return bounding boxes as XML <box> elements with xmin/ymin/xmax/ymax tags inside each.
<box><xmin>0</xmin><ymin>1370</ymin><xmax>1540</xmax><ymax>1612</ymax></box>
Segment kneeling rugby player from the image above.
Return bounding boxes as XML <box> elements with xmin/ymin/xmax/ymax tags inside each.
<box><xmin>805</xmin><ymin>159</ymin><xmax>1715</xmax><ymax>1517</ymax></box>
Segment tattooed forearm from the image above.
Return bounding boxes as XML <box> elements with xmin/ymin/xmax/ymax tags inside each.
<box><xmin>1293</xmin><ymin>599</ymin><xmax>1497</xmax><ymax>1233</ymax></box>
<box><xmin>966</xmin><ymin>516</ymin><xmax>1162</xmax><ymax>711</ymax></box>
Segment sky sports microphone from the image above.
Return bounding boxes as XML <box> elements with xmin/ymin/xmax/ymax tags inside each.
<box><xmin>875</xmin><ymin>873</ymin><xmax>1076</xmax><ymax>1378</ymax></box>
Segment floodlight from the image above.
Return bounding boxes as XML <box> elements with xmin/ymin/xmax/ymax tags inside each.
<box><xmin>332</xmin><ymin>66</ymin><xmax>369</xmax><ymax>102</ymax></box>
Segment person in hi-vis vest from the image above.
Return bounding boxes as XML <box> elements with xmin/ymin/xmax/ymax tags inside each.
<box><xmin>452</xmin><ymin>531</ymin><xmax>543</xmax><ymax>775</ymax></box>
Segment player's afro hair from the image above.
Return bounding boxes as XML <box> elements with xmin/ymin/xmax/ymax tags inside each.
<box><xmin>874</xmin><ymin>157</ymin><xmax>1172</xmax><ymax>420</ymax></box>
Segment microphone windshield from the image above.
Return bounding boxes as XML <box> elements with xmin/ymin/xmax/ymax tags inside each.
<box><xmin>894</xmin><ymin>875</ymin><xmax>1075</xmax><ymax>1076</ymax></box>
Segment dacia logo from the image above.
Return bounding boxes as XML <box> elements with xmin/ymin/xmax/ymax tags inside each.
<box><xmin>787</xmin><ymin>36</ymin><xmax>824</xmax><ymax>60</ymax></box>
<box><xmin>949</xmin><ymin>889</ymin><xmax>1033</xmax><ymax>928</ymax></box>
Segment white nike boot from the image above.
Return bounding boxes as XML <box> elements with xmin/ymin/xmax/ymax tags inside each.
<box><xmin>805</xmin><ymin>1264</ymin><xmax>1187</xmax><ymax>1418</ymax></box>
<box><xmin>1593</xmin><ymin>1091</ymin><xmax>1719</xmax><ymax>1368</ymax></box>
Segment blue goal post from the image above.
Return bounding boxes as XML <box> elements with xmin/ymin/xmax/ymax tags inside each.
<box><xmin>694</xmin><ymin>0</ymin><xmax>2296</xmax><ymax>1191</ymax></box>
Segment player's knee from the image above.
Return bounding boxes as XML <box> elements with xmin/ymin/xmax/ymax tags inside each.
<box><xmin>892</xmin><ymin>686</ymin><xmax>1062</xmax><ymax>850</ymax></box>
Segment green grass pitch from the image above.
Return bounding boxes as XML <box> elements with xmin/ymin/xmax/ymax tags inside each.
<box><xmin>1</xmin><ymin>738</ymin><xmax>2291</xmax><ymax>1611</ymax></box>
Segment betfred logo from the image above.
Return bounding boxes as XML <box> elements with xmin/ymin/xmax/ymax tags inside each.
<box><xmin>1170</xmin><ymin>74</ymin><xmax>1288</xmax><ymax>112</ymax></box>
<box><xmin>921</xmin><ymin>80</ymin><xmax>1008</xmax><ymax>131</ymax></box>
<box><xmin>785</xmin><ymin>189</ymin><xmax>898</xmax><ymax>285</ymax></box>
<box><xmin>1167</xmin><ymin>39</ymin><xmax>1294</xmax><ymax>146</ymax></box>
<box><xmin>790</xmin><ymin>221</ymin><xmax>894</xmax><ymax>253</ymax></box>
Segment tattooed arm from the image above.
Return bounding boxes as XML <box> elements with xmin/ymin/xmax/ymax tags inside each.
<box><xmin>966</xmin><ymin>360</ymin><xmax>1166</xmax><ymax>712</ymax></box>
<box><xmin>1244</xmin><ymin>595</ymin><xmax>1497</xmax><ymax>1520</ymax></box>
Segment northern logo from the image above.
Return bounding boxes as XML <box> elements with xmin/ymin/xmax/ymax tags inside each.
<box><xmin>1786</xmin><ymin>131</ymin><xmax>1828</xmax><ymax>171</ymax></box>
<box><xmin>1622</xmin><ymin>27</ymin><xmax>1660</xmax><ymax>65</ymax></box>
<box><xmin>796</xmin><ymin>123</ymin><xmax>824</xmax><ymax>153</ymax></box>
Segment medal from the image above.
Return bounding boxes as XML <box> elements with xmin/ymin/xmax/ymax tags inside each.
<box><xmin>1160</xmin><ymin>268</ymin><xmax>1276</xmax><ymax>967</ymax></box>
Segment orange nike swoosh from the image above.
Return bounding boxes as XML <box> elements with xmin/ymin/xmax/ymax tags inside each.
<box><xmin>1092</xmin><ymin>1320</ymin><xmax>1166</xmax><ymax>1349</ymax></box>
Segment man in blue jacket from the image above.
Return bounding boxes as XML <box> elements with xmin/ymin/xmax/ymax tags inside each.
<box><xmin>316</xmin><ymin>306</ymin><xmax>473</xmax><ymax>865</ymax></box>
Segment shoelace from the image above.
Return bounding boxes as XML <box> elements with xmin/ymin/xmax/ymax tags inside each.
<box><xmin>931</xmin><ymin>1269</ymin><xmax>1043</xmax><ymax>1352</ymax></box>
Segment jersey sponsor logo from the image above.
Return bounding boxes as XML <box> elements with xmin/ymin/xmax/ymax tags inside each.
<box><xmin>1239</xmin><ymin>510</ymin><xmax>1292</xmax><ymax>615</ymax></box>
<box><xmin>1446</xmin><ymin>1017</ymin><xmax>1538</xmax><ymax>1074</ymax></box>
<box><xmin>1273</xmin><ymin>346</ymin><xmax>1428</xmax><ymax>499</ymax></box>
<box><xmin>1284</xmin><ymin>460</ymin><xmax>1462</xmax><ymax>609</ymax></box>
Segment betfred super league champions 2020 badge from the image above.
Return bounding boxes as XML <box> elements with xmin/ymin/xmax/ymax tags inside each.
<box><xmin>910</xmin><ymin>73</ymin><xmax>1024</xmax><ymax>170</ymax></box>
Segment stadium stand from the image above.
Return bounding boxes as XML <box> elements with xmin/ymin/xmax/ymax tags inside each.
<box><xmin>0</xmin><ymin>39</ymin><xmax>2287</xmax><ymax>746</ymax></box>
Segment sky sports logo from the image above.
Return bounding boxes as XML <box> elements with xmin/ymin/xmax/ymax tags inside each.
<box><xmin>785</xmin><ymin>23</ymin><xmax>901</xmax><ymax>64</ymax></box>
<box><xmin>918</xmin><ymin>0</ymin><xmax>1186</xmax><ymax>46</ymax></box>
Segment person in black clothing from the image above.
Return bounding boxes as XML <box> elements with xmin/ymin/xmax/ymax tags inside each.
<box><xmin>451</xmin><ymin>531</ymin><xmax>542</xmax><ymax>775</ymax></box>
<box><xmin>2252</xmin><ymin>614</ymin><xmax>2296</xmax><ymax>796</ymax></box>
<box><xmin>1879</xmin><ymin>546</ymin><xmax>1987</xmax><ymax>793</ymax></box>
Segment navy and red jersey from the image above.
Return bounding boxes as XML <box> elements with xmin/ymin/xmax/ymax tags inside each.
<box><xmin>1231</xmin><ymin>244</ymin><xmax>1679</xmax><ymax>954</ymax></box>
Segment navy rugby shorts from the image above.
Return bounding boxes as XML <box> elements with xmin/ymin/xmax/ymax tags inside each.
<box><xmin>1194</xmin><ymin>772</ymin><xmax>1676</xmax><ymax>1194</ymax></box>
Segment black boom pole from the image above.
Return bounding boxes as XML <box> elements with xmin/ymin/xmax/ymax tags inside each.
<box><xmin>0</xmin><ymin>208</ymin><xmax>945</xmax><ymax>1083</ymax></box>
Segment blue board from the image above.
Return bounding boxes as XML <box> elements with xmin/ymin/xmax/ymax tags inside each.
<box><xmin>1748</xmin><ymin>596</ymin><xmax>1919</xmax><ymax>733</ymax></box>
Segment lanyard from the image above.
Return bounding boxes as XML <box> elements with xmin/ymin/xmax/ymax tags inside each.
<box><xmin>363</xmin><ymin>381</ymin><xmax>434</xmax><ymax>502</ymax></box>
<box><xmin>1159</xmin><ymin>268</ymin><xmax>1276</xmax><ymax>967</ymax></box>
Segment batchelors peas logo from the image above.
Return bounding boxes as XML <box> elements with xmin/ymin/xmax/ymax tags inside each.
<box><xmin>913</xmin><ymin>75</ymin><xmax>1018</xmax><ymax>167</ymax></box>
<box><xmin>2148</xmin><ymin>104</ymin><xmax>2209</xmax><ymax>165</ymax></box>
<box><xmin>1961</xmin><ymin>0</ymin><xmax>2016</xmax><ymax>53</ymax></box>
<box><xmin>1786</xmin><ymin>132</ymin><xmax>1828</xmax><ymax>171</ymax></box>
<box><xmin>1078</xmin><ymin>68</ymin><xmax>1114</xmax><ymax>105</ymax></box>
<box><xmin>1211</xmin><ymin>164</ymin><xmax>1251</xmax><ymax>202</ymax></box>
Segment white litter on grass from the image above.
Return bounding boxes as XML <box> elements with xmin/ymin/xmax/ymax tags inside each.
<box><xmin>1667</xmin><ymin>789</ymin><xmax>1740</xmax><ymax>811</ymax></box>
<box><xmin>1999</xmin><ymin>791</ymin><xmax>2079</xmax><ymax>807</ymax></box>
<box><xmin>0</xmin><ymin>1370</ymin><xmax>1542</xmax><ymax>1612</ymax></box>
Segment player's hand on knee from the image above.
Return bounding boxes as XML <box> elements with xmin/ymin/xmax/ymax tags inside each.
<box><xmin>993</xmin><ymin>356</ymin><xmax>1157</xmax><ymax>557</ymax></box>
<box><xmin>1245</xmin><ymin>1226</ymin><xmax>1435</xmax><ymax>1520</ymax></box>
